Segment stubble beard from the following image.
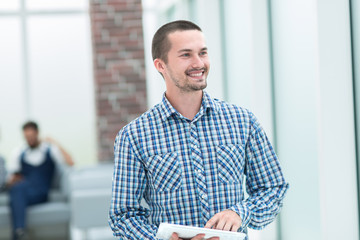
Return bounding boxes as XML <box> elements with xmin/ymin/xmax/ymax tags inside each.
<box><xmin>171</xmin><ymin>69</ymin><xmax>208</xmax><ymax>93</ymax></box>
<box><xmin>175</xmin><ymin>79</ymin><xmax>207</xmax><ymax>92</ymax></box>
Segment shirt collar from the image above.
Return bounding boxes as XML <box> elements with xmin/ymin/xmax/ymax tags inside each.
<box><xmin>160</xmin><ymin>93</ymin><xmax>178</xmax><ymax>121</ymax></box>
<box><xmin>159</xmin><ymin>91</ymin><xmax>219</xmax><ymax>121</ymax></box>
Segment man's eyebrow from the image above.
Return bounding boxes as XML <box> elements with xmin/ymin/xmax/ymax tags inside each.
<box><xmin>178</xmin><ymin>49</ymin><xmax>192</xmax><ymax>53</ymax></box>
<box><xmin>177</xmin><ymin>47</ymin><xmax>208</xmax><ymax>53</ymax></box>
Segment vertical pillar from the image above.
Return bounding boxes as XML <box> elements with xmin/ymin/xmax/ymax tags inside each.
<box><xmin>271</xmin><ymin>0</ymin><xmax>359</xmax><ymax>239</ymax></box>
<box><xmin>89</xmin><ymin>0</ymin><xmax>147</xmax><ymax>161</ymax></box>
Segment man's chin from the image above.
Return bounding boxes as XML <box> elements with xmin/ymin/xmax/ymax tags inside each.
<box><xmin>190</xmin><ymin>79</ymin><xmax>207</xmax><ymax>90</ymax></box>
<box><xmin>193</xmin><ymin>83</ymin><xmax>207</xmax><ymax>91</ymax></box>
<box><xmin>177</xmin><ymin>80</ymin><xmax>207</xmax><ymax>92</ymax></box>
<box><xmin>28</xmin><ymin>141</ymin><xmax>40</xmax><ymax>148</ymax></box>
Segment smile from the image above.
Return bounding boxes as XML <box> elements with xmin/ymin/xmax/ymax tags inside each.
<box><xmin>186</xmin><ymin>68</ymin><xmax>206</xmax><ymax>78</ymax></box>
<box><xmin>189</xmin><ymin>72</ymin><xmax>203</xmax><ymax>77</ymax></box>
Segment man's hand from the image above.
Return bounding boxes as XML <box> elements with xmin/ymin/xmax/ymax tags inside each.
<box><xmin>204</xmin><ymin>209</ymin><xmax>242</xmax><ymax>232</ymax></box>
<box><xmin>170</xmin><ymin>232</ymin><xmax>219</xmax><ymax>240</ymax></box>
<box><xmin>6</xmin><ymin>173</ymin><xmax>23</xmax><ymax>187</ymax></box>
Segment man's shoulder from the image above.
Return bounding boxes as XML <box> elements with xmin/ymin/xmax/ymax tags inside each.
<box><xmin>212</xmin><ymin>97</ymin><xmax>253</xmax><ymax>118</ymax></box>
<box><xmin>211</xmin><ymin>99</ymin><xmax>261</xmax><ymax>134</ymax></box>
<box><xmin>12</xmin><ymin>145</ymin><xmax>27</xmax><ymax>157</ymax></box>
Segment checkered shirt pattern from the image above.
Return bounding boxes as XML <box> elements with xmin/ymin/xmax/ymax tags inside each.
<box><xmin>109</xmin><ymin>91</ymin><xmax>289</xmax><ymax>240</ymax></box>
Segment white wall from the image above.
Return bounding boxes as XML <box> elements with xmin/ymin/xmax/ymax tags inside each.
<box><xmin>0</xmin><ymin>17</ymin><xmax>25</xmax><ymax>162</ymax></box>
<box><xmin>0</xmin><ymin>1</ymin><xmax>97</xmax><ymax>167</ymax></box>
<box><xmin>270</xmin><ymin>1</ymin><xmax>322</xmax><ymax>238</ymax></box>
<box><xmin>271</xmin><ymin>0</ymin><xmax>359</xmax><ymax>239</ymax></box>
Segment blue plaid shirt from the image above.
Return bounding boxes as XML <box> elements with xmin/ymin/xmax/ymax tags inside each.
<box><xmin>109</xmin><ymin>91</ymin><xmax>289</xmax><ymax>239</ymax></box>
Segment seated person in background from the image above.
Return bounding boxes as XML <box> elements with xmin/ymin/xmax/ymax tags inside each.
<box><xmin>6</xmin><ymin>121</ymin><xmax>74</xmax><ymax>240</ymax></box>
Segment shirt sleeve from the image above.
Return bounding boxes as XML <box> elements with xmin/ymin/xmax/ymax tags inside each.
<box><xmin>49</xmin><ymin>143</ymin><xmax>66</xmax><ymax>166</ymax></box>
<box><xmin>109</xmin><ymin>128</ymin><xmax>158</xmax><ymax>240</ymax></box>
<box><xmin>7</xmin><ymin>147</ymin><xmax>22</xmax><ymax>175</ymax></box>
<box><xmin>229</xmin><ymin>112</ymin><xmax>289</xmax><ymax>230</ymax></box>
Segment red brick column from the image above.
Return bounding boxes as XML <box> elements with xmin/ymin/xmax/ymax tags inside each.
<box><xmin>89</xmin><ymin>0</ymin><xmax>147</xmax><ymax>161</ymax></box>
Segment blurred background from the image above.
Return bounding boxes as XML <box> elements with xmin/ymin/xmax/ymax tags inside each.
<box><xmin>0</xmin><ymin>0</ymin><xmax>360</xmax><ymax>239</ymax></box>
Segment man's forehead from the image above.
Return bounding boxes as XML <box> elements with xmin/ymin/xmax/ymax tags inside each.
<box><xmin>168</xmin><ymin>30</ymin><xmax>206</xmax><ymax>49</ymax></box>
<box><xmin>168</xmin><ymin>29</ymin><xmax>204</xmax><ymax>39</ymax></box>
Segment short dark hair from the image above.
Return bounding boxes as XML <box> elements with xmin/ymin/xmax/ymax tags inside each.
<box><xmin>152</xmin><ymin>20</ymin><xmax>202</xmax><ymax>63</ymax></box>
<box><xmin>22</xmin><ymin>121</ymin><xmax>38</xmax><ymax>131</ymax></box>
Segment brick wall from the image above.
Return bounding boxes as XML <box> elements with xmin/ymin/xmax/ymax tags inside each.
<box><xmin>89</xmin><ymin>0</ymin><xmax>147</xmax><ymax>161</ymax></box>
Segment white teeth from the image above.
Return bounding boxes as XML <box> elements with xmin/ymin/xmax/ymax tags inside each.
<box><xmin>189</xmin><ymin>73</ymin><xmax>202</xmax><ymax>77</ymax></box>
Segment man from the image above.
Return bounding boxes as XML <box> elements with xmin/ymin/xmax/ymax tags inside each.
<box><xmin>109</xmin><ymin>20</ymin><xmax>289</xmax><ymax>240</ymax></box>
<box><xmin>7</xmin><ymin>121</ymin><xmax>74</xmax><ymax>240</ymax></box>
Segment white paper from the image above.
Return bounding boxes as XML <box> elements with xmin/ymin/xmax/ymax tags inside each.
<box><xmin>156</xmin><ymin>223</ymin><xmax>246</xmax><ymax>240</ymax></box>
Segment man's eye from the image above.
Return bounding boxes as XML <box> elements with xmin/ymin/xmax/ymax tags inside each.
<box><xmin>200</xmin><ymin>51</ymin><xmax>207</xmax><ymax>56</ymax></box>
<box><xmin>181</xmin><ymin>53</ymin><xmax>190</xmax><ymax>57</ymax></box>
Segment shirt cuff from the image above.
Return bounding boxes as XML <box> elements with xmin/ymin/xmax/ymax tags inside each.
<box><xmin>229</xmin><ymin>202</ymin><xmax>251</xmax><ymax>231</ymax></box>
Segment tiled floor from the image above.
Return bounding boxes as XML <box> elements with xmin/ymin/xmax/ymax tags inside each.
<box><xmin>71</xmin><ymin>226</ymin><xmax>116</xmax><ymax>240</ymax></box>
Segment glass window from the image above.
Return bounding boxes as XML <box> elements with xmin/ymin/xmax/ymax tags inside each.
<box><xmin>27</xmin><ymin>14</ymin><xmax>96</xmax><ymax>165</ymax></box>
<box><xmin>26</xmin><ymin>0</ymin><xmax>87</xmax><ymax>11</ymax></box>
<box><xmin>0</xmin><ymin>0</ymin><xmax>96</xmax><ymax>166</ymax></box>
<box><xmin>0</xmin><ymin>1</ymin><xmax>20</xmax><ymax>11</ymax></box>
<box><xmin>0</xmin><ymin>17</ymin><xmax>26</xmax><ymax>157</ymax></box>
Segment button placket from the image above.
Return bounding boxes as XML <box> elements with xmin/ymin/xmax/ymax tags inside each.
<box><xmin>189</xmin><ymin>122</ymin><xmax>210</xmax><ymax>220</ymax></box>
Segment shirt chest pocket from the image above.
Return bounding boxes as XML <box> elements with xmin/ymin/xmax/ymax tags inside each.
<box><xmin>216</xmin><ymin>144</ymin><xmax>245</xmax><ymax>184</ymax></box>
<box><xmin>146</xmin><ymin>152</ymin><xmax>182</xmax><ymax>192</ymax></box>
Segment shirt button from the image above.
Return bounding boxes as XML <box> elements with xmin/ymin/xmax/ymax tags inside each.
<box><xmin>201</xmin><ymin>194</ymin><xmax>207</xmax><ymax>199</ymax></box>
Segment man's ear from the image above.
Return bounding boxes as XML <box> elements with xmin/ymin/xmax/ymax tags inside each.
<box><xmin>154</xmin><ymin>58</ymin><xmax>165</xmax><ymax>74</ymax></box>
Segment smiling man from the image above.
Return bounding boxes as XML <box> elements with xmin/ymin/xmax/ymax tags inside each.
<box><xmin>109</xmin><ymin>20</ymin><xmax>289</xmax><ymax>240</ymax></box>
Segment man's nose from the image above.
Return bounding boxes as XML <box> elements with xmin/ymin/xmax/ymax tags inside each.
<box><xmin>191</xmin><ymin>55</ymin><xmax>204</xmax><ymax>68</ymax></box>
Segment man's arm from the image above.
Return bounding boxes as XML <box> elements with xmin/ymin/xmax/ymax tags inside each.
<box><xmin>230</xmin><ymin>113</ymin><xmax>289</xmax><ymax>230</ymax></box>
<box><xmin>205</xmin><ymin>113</ymin><xmax>288</xmax><ymax>232</ymax></box>
<box><xmin>6</xmin><ymin>148</ymin><xmax>23</xmax><ymax>187</ymax></box>
<box><xmin>45</xmin><ymin>137</ymin><xmax>74</xmax><ymax>166</ymax></box>
<box><xmin>109</xmin><ymin>129</ymin><xmax>158</xmax><ymax>239</ymax></box>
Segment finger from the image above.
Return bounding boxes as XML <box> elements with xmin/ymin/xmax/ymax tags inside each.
<box><xmin>206</xmin><ymin>237</ymin><xmax>220</xmax><ymax>240</ymax></box>
<box><xmin>231</xmin><ymin>222</ymin><xmax>241</xmax><ymax>232</ymax></box>
<box><xmin>170</xmin><ymin>232</ymin><xmax>179</xmax><ymax>240</ymax></box>
<box><xmin>213</xmin><ymin>218</ymin><xmax>226</xmax><ymax>230</ymax></box>
<box><xmin>222</xmin><ymin>221</ymin><xmax>232</xmax><ymax>231</ymax></box>
<box><xmin>204</xmin><ymin>214</ymin><xmax>219</xmax><ymax>229</ymax></box>
<box><xmin>191</xmin><ymin>233</ymin><xmax>205</xmax><ymax>240</ymax></box>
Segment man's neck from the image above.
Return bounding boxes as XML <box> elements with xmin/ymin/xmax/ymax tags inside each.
<box><xmin>165</xmin><ymin>90</ymin><xmax>203</xmax><ymax>120</ymax></box>
<box><xmin>29</xmin><ymin>140</ymin><xmax>41</xmax><ymax>149</ymax></box>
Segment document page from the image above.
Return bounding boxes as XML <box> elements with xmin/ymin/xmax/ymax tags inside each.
<box><xmin>156</xmin><ymin>223</ymin><xmax>246</xmax><ymax>240</ymax></box>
